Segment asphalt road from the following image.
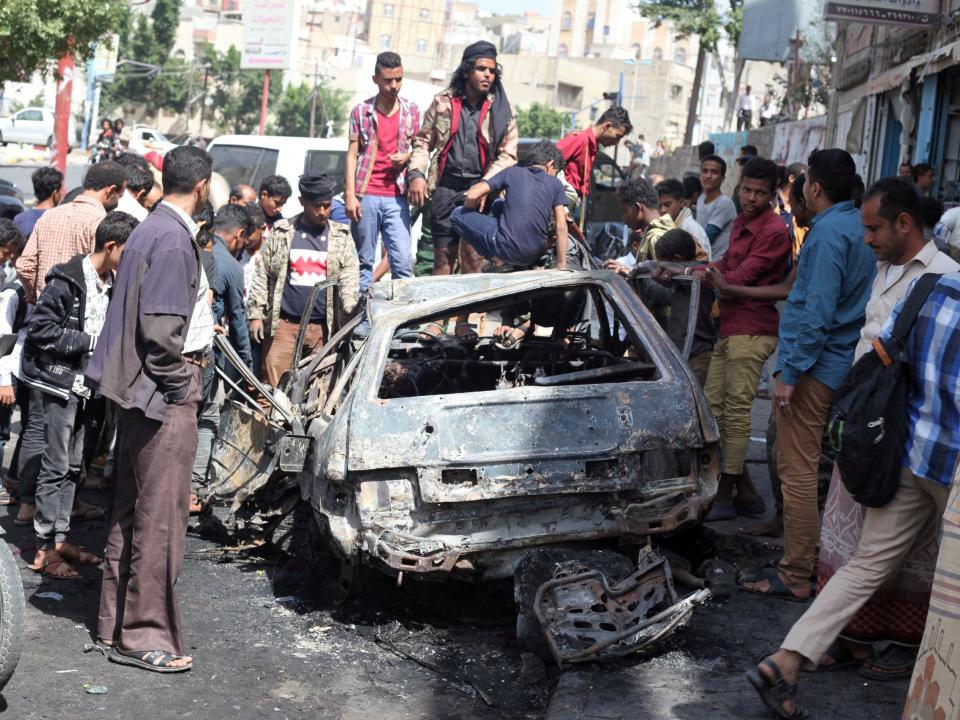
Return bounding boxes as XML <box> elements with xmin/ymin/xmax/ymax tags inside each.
<box><xmin>0</xmin><ymin>404</ymin><xmax>910</xmax><ymax>720</ymax></box>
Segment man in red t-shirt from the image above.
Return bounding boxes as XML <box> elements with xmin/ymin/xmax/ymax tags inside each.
<box><xmin>345</xmin><ymin>52</ymin><xmax>421</xmax><ymax>292</ymax></box>
<box><xmin>557</xmin><ymin>106</ymin><xmax>632</xmax><ymax>202</ymax></box>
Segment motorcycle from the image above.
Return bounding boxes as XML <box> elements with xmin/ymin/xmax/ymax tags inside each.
<box><xmin>0</xmin><ymin>528</ymin><xmax>24</xmax><ymax>690</ymax></box>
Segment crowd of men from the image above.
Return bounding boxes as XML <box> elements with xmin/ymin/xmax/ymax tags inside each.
<box><xmin>0</xmin><ymin>38</ymin><xmax>956</xmax><ymax>720</ymax></box>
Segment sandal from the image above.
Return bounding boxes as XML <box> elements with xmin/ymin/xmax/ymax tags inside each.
<box><xmin>739</xmin><ymin>573</ymin><xmax>809</xmax><ymax>603</ymax></box>
<box><xmin>71</xmin><ymin>499</ymin><xmax>105</xmax><ymax>522</ymax></box>
<box><xmin>28</xmin><ymin>558</ymin><xmax>81</xmax><ymax>579</ymax></box>
<box><xmin>0</xmin><ymin>489</ymin><xmax>17</xmax><ymax>506</ymax></box>
<box><xmin>814</xmin><ymin>638</ymin><xmax>870</xmax><ymax>673</ymax></box>
<box><xmin>454</xmin><ymin>321</ymin><xmax>478</xmax><ymax>344</ymax></box>
<box><xmin>734</xmin><ymin>494</ymin><xmax>767</xmax><ymax>517</ymax></box>
<box><xmin>746</xmin><ymin>657</ymin><xmax>809</xmax><ymax>719</ymax></box>
<box><xmin>494</xmin><ymin>327</ymin><xmax>525</xmax><ymax>350</ymax></box>
<box><xmin>108</xmin><ymin>647</ymin><xmax>192</xmax><ymax>674</ymax></box>
<box><xmin>858</xmin><ymin>644</ymin><xmax>916</xmax><ymax>681</ymax></box>
<box><xmin>57</xmin><ymin>543</ymin><xmax>101</xmax><ymax>566</ymax></box>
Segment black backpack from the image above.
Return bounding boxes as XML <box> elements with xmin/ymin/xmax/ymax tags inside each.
<box><xmin>826</xmin><ymin>273</ymin><xmax>941</xmax><ymax>508</ymax></box>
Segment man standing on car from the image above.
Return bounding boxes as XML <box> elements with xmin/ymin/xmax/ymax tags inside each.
<box><xmin>557</xmin><ymin>106</ymin><xmax>632</xmax><ymax>204</ymax></box>
<box><xmin>248</xmin><ymin>173</ymin><xmax>359</xmax><ymax>387</ymax></box>
<box><xmin>407</xmin><ymin>41</ymin><xmax>518</xmax><ymax>278</ymax></box>
<box><xmin>345</xmin><ymin>52</ymin><xmax>420</xmax><ymax>293</ymax></box>
<box><xmin>86</xmin><ymin>145</ymin><xmax>213</xmax><ymax>673</ymax></box>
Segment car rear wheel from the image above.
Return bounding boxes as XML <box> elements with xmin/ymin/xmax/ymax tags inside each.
<box><xmin>46</xmin><ymin>135</ymin><xmax>54</xmax><ymax>149</ymax></box>
<box><xmin>293</xmin><ymin>503</ymin><xmax>365</xmax><ymax>606</ymax></box>
<box><xmin>0</xmin><ymin>132</ymin><xmax>5</xmax><ymax>147</ymax></box>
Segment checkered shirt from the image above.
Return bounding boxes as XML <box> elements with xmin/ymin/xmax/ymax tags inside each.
<box><xmin>349</xmin><ymin>96</ymin><xmax>421</xmax><ymax>196</ymax></box>
<box><xmin>880</xmin><ymin>272</ymin><xmax>960</xmax><ymax>487</ymax></box>
<box><xmin>16</xmin><ymin>195</ymin><xmax>105</xmax><ymax>303</ymax></box>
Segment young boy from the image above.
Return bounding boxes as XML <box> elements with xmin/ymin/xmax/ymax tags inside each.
<box><xmin>632</xmin><ymin>228</ymin><xmax>717</xmax><ymax>385</ymax></box>
<box><xmin>557</xmin><ymin>106</ymin><xmax>632</xmax><ymax>202</ymax></box>
<box><xmin>656</xmin><ymin>179</ymin><xmax>712</xmax><ymax>260</ymax></box>
<box><xmin>22</xmin><ymin>210</ymin><xmax>137</xmax><ymax>578</ymax></box>
<box><xmin>0</xmin><ymin>220</ymin><xmax>26</xmax><ymax>504</ymax></box>
<box><xmin>451</xmin><ymin>140</ymin><xmax>569</xmax><ymax>270</ymax></box>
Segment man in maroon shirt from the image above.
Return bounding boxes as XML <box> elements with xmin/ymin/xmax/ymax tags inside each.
<box><xmin>693</xmin><ymin>158</ymin><xmax>790</xmax><ymax>520</ymax></box>
<box><xmin>557</xmin><ymin>106</ymin><xmax>632</xmax><ymax>202</ymax></box>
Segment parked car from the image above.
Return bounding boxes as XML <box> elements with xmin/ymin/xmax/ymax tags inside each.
<box><xmin>206</xmin><ymin>135</ymin><xmax>346</xmax><ymax>217</ymax></box>
<box><xmin>126</xmin><ymin>124</ymin><xmax>178</xmax><ymax>156</ymax></box>
<box><xmin>0</xmin><ymin>107</ymin><xmax>76</xmax><ymax>149</ymax></box>
<box><xmin>207</xmin><ymin>270</ymin><xmax>720</xmax><ymax>600</ymax></box>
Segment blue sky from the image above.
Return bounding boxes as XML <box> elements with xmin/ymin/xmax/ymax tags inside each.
<box><xmin>484</xmin><ymin>0</ymin><xmax>554</xmax><ymax>18</ymax></box>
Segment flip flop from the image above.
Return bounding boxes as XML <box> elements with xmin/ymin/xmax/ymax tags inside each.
<box><xmin>739</xmin><ymin>573</ymin><xmax>809</xmax><ymax>603</ymax></box>
<box><xmin>57</xmin><ymin>544</ymin><xmax>101</xmax><ymax>566</ymax></box>
<box><xmin>858</xmin><ymin>644</ymin><xmax>916</xmax><ymax>681</ymax></box>
<box><xmin>108</xmin><ymin>647</ymin><xmax>192</xmax><ymax>674</ymax></box>
<box><xmin>745</xmin><ymin>657</ymin><xmax>809</xmax><ymax>719</ymax></box>
<box><xmin>0</xmin><ymin>489</ymin><xmax>17</xmax><ymax>506</ymax></box>
<box><xmin>28</xmin><ymin>558</ymin><xmax>81</xmax><ymax>580</ymax></box>
<box><xmin>813</xmin><ymin>638</ymin><xmax>870</xmax><ymax>673</ymax></box>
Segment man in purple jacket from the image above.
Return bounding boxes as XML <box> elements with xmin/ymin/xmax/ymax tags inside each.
<box><xmin>86</xmin><ymin>145</ymin><xmax>213</xmax><ymax>673</ymax></box>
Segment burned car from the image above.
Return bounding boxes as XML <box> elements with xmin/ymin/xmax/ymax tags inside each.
<box><xmin>208</xmin><ymin>270</ymin><xmax>720</xmax><ymax>598</ymax></box>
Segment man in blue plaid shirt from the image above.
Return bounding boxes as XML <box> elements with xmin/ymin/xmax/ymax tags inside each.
<box><xmin>748</xmin><ymin>271</ymin><xmax>960</xmax><ymax>718</ymax></box>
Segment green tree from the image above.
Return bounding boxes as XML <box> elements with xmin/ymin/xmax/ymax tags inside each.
<box><xmin>0</xmin><ymin>0</ymin><xmax>125</xmax><ymax>86</ymax></box>
<box><xmin>271</xmin><ymin>82</ymin><xmax>350</xmax><ymax>138</ymax></box>
<box><xmin>203</xmin><ymin>44</ymin><xmax>281</xmax><ymax>135</ymax></box>
<box><xmin>636</xmin><ymin>0</ymin><xmax>743</xmax><ymax>142</ymax></box>
<box><xmin>516</xmin><ymin>103</ymin><xmax>566</xmax><ymax>139</ymax></box>
<box><xmin>102</xmin><ymin>2</ymin><xmax>189</xmax><ymax>115</ymax></box>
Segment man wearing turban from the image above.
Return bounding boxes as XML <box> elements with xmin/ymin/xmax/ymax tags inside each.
<box><xmin>247</xmin><ymin>172</ymin><xmax>360</xmax><ymax>387</ymax></box>
<box><xmin>407</xmin><ymin>41</ymin><xmax>518</xmax><ymax>301</ymax></box>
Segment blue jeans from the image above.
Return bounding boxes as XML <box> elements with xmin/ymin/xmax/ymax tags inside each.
<box><xmin>351</xmin><ymin>194</ymin><xmax>413</xmax><ymax>292</ymax></box>
<box><xmin>451</xmin><ymin>204</ymin><xmax>502</xmax><ymax>261</ymax></box>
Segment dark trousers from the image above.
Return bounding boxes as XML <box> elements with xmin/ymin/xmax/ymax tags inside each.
<box><xmin>98</xmin><ymin>365</ymin><xmax>201</xmax><ymax>655</ymax></box>
<box><xmin>34</xmin><ymin>392</ymin><xmax>85</xmax><ymax>549</ymax></box>
<box><xmin>6</xmin><ymin>382</ymin><xmax>31</xmax><ymax>481</ymax></box>
<box><xmin>429</xmin><ymin>176</ymin><xmax>475</xmax><ymax>250</ymax></box>
<box><xmin>17</xmin><ymin>387</ymin><xmax>47</xmax><ymax>505</ymax></box>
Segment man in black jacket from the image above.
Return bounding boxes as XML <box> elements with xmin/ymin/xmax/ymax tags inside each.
<box><xmin>22</xmin><ymin>211</ymin><xmax>135</xmax><ymax>578</ymax></box>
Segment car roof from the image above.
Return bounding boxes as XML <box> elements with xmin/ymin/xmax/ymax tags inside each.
<box><xmin>207</xmin><ymin>135</ymin><xmax>345</xmax><ymax>152</ymax></box>
<box><xmin>368</xmin><ymin>270</ymin><xmax>619</xmax><ymax>322</ymax></box>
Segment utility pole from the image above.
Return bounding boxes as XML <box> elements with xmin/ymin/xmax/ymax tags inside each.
<box><xmin>54</xmin><ymin>52</ymin><xmax>75</xmax><ymax>176</ymax></box>
<box><xmin>198</xmin><ymin>66</ymin><xmax>210</xmax><ymax>138</ymax></box>
<box><xmin>258</xmin><ymin>69</ymin><xmax>270</xmax><ymax>135</ymax></box>
<box><xmin>309</xmin><ymin>59</ymin><xmax>319</xmax><ymax>138</ymax></box>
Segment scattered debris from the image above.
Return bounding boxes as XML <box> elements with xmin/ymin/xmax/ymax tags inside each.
<box><xmin>55</xmin><ymin>669</ymin><xmax>78</xmax><ymax>674</ymax></box>
<box><xmin>533</xmin><ymin>546</ymin><xmax>711</xmax><ymax>666</ymax></box>
<box><xmin>275</xmin><ymin>596</ymin><xmax>297</xmax><ymax>604</ymax></box>
<box><xmin>82</xmin><ymin>684</ymin><xmax>108</xmax><ymax>694</ymax></box>
<box><xmin>35</xmin><ymin>591</ymin><xmax>63</xmax><ymax>601</ymax></box>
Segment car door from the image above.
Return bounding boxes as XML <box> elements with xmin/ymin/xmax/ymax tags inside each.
<box><xmin>19</xmin><ymin>109</ymin><xmax>46</xmax><ymax>144</ymax></box>
<box><xmin>205</xmin><ymin>288</ymin><xmax>363</xmax><ymax>520</ymax></box>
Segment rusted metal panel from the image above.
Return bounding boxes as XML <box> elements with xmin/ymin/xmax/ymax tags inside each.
<box><xmin>533</xmin><ymin>547</ymin><xmax>711</xmax><ymax>665</ymax></box>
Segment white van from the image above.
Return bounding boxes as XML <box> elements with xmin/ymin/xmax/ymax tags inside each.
<box><xmin>206</xmin><ymin>135</ymin><xmax>347</xmax><ymax>217</ymax></box>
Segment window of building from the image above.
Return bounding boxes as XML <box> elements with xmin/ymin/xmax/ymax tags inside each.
<box><xmin>632</xmin><ymin>43</ymin><xmax>642</xmax><ymax>59</ymax></box>
<box><xmin>380</xmin><ymin>33</ymin><xmax>391</xmax><ymax>49</ymax></box>
<box><xmin>417</xmin><ymin>38</ymin><xmax>427</xmax><ymax>53</ymax></box>
<box><xmin>558</xmin><ymin>43</ymin><xmax>569</xmax><ymax>57</ymax></box>
<box><xmin>602</xmin><ymin>25</ymin><xmax>609</xmax><ymax>36</ymax></box>
<box><xmin>653</xmin><ymin>47</ymin><xmax>663</xmax><ymax>61</ymax></box>
<box><xmin>419</xmin><ymin>8</ymin><xmax>430</xmax><ymax>20</ymax></box>
<box><xmin>670</xmin><ymin>84</ymin><xmax>682</xmax><ymax>99</ymax></box>
<box><xmin>587</xmin><ymin>13</ymin><xmax>595</xmax><ymax>29</ymax></box>
<box><xmin>561</xmin><ymin>11</ymin><xmax>572</xmax><ymax>30</ymax></box>
<box><xmin>674</xmin><ymin>48</ymin><xmax>686</xmax><ymax>64</ymax></box>
<box><xmin>383</xmin><ymin>3</ymin><xmax>394</xmax><ymax>16</ymax></box>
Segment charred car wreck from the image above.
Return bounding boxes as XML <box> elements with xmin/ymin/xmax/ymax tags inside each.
<box><xmin>208</xmin><ymin>270</ymin><xmax>720</xmax><ymax>604</ymax></box>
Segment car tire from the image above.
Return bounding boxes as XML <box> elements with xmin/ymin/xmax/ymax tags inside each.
<box><xmin>46</xmin><ymin>135</ymin><xmax>54</xmax><ymax>149</ymax></box>
<box><xmin>0</xmin><ymin>133</ymin><xmax>5</xmax><ymax>147</ymax></box>
<box><xmin>0</xmin><ymin>540</ymin><xmax>24</xmax><ymax>691</ymax></box>
<box><xmin>296</xmin><ymin>503</ymin><xmax>365</xmax><ymax>606</ymax></box>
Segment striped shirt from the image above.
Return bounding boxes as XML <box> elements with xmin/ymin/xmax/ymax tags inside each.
<box><xmin>349</xmin><ymin>96</ymin><xmax>421</xmax><ymax>196</ymax></box>
<box><xmin>881</xmin><ymin>272</ymin><xmax>960</xmax><ymax>488</ymax></box>
<box><xmin>16</xmin><ymin>195</ymin><xmax>105</xmax><ymax>303</ymax></box>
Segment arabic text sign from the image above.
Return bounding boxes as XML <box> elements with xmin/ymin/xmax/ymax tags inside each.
<box><xmin>824</xmin><ymin>0</ymin><xmax>940</xmax><ymax>27</ymax></box>
<box><xmin>241</xmin><ymin>0</ymin><xmax>294</xmax><ymax>70</ymax></box>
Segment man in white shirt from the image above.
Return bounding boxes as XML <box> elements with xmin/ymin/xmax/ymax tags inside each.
<box><xmin>736</xmin><ymin>85</ymin><xmax>755</xmax><ymax>131</ymax></box>
<box><xmin>760</xmin><ymin>94</ymin><xmax>777</xmax><ymax>127</ymax></box>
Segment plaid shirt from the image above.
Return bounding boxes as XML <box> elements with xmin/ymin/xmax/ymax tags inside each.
<box><xmin>881</xmin><ymin>272</ymin><xmax>960</xmax><ymax>487</ymax></box>
<box><xmin>349</xmin><ymin>96</ymin><xmax>420</xmax><ymax>196</ymax></box>
<box><xmin>16</xmin><ymin>195</ymin><xmax>106</xmax><ymax>303</ymax></box>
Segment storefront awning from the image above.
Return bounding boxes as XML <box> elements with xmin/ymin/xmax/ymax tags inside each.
<box><xmin>866</xmin><ymin>56</ymin><xmax>924</xmax><ymax>94</ymax></box>
<box><xmin>917</xmin><ymin>39</ymin><xmax>960</xmax><ymax>78</ymax></box>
